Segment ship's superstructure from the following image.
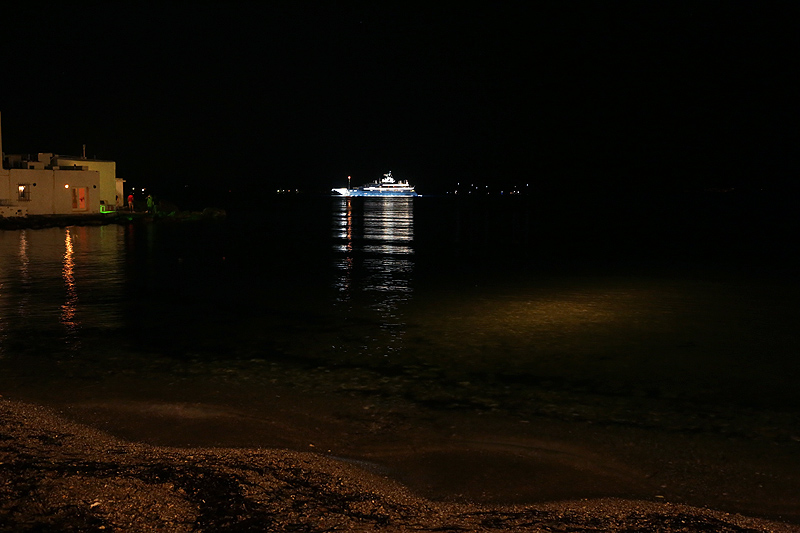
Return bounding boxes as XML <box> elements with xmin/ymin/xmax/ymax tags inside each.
<box><xmin>332</xmin><ymin>172</ymin><xmax>418</xmax><ymax>197</ymax></box>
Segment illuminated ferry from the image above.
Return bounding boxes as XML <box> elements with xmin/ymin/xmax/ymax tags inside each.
<box><xmin>332</xmin><ymin>172</ymin><xmax>418</xmax><ymax>197</ymax></box>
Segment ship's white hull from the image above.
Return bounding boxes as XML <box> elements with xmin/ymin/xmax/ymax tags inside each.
<box><xmin>332</xmin><ymin>187</ymin><xmax>417</xmax><ymax>197</ymax></box>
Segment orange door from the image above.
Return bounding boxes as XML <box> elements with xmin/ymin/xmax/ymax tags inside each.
<box><xmin>72</xmin><ymin>187</ymin><xmax>87</xmax><ymax>210</ymax></box>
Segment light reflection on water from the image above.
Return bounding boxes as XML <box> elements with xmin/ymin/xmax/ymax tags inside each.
<box><xmin>16</xmin><ymin>230</ymin><xmax>30</xmax><ymax>319</ymax></box>
<box><xmin>333</xmin><ymin>197</ymin><xmax>415</xmax><ymax>357</ymax></box>
<box><xmin>61</xmin><ymin>228</ymin><xmax>79</xmax><ymax>335</ymax></box>
<box><xmin>0</xmin><ymin>226</ymin><xmax>126</xmax><ymax>354</ymax></box>
<box><xmin>0</xmin><ymin>206</ymin><xmax>798</xmax><ymax>435</ymax></box>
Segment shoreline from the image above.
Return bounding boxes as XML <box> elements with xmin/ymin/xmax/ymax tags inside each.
<box><xmin>0</xmin><ymin>209</ymin><xmax>225</xmax><ymax>230</ymax></box>
<box><xmin>1</xmin><ymin>396</ymin><xmax>798</xmax><ymax>532</ymax></box>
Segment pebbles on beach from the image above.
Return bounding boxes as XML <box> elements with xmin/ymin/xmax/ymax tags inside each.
<box><xmin>1</xmin><ymin>398</ymin><xmax>795</xmax><ymax>532</ymax></box>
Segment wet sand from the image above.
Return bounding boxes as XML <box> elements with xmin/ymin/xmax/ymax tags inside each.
<box><xmin>2</xmin><ymin>392</ymin><xmax>799</xmax><ymax>532</ymax></box>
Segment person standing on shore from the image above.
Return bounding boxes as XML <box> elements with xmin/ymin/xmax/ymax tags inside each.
<box><xmin>127</xmin><ymin>193</ymin><xmax>134</xmax><ymax>212</ymax></box>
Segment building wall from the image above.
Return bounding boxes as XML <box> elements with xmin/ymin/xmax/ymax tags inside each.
<box><xmin>0</xmin><ymin>110</ymin><xmax>120</xmax><ymax>215</ymax></box>
<box><xmin>2</xmin><ymin>168</ymin><xmax>101</xmax><ymax>215</ymax></box>
<box><xmin>1</xmin><ymin>169</ymin><xmax>8</xmax><ymax>198</ymax></box>
<box><xmin>54</xmin><ymin>157</ymin><xmax>119</xmax><ymax>209</ymax></box>
<box><xmin>0</xmin><ymin>170</ymin><xmax>26</xmax><ymax>216</ymax></box>
<box><xmin>115</xmin><ymin>176</ymin><xmax>124</xmax><ymax>207</ymax></box>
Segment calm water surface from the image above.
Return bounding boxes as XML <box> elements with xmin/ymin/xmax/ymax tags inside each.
<box><xmin>1</xmin><ymin>195</ymin><xmax>798</xmax><ymax>439</ymax></box>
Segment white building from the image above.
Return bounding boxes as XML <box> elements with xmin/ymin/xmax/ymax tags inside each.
<box><xmin>0</xmin><ymin>111</ymin><xmax>124</xmax><ymax>217</ymax></box>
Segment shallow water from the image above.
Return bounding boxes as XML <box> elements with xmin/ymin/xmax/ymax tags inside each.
<box><xmin>1</xmin><ymin>195</ymin><xmax>798</xmax><ymax>440</ymax></box>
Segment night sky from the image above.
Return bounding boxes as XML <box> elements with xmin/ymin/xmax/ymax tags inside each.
<box><xmin>2</xmin><ymin>2</ymin><xmax>797</xmax><ymax>200</ymax></box>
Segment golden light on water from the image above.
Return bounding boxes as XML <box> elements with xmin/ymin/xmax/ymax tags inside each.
<box><xmin>16</xmin><ymin>231</ymin><xmax>30</xmax><ymax>317</ymax></box>
<box><xmin>60</xmin><ymin>229</ymin><xmax>79</xmax><ymax>331</ymax></box>
<box><xmin>428</xmin><ymin>293</ymin><xmax>625</xmax><ymax>345</ymax></box>
<box><xmin>410</xmin><ymin>281</ymin><xmax>689</xmax><ymax>381</ymax></box>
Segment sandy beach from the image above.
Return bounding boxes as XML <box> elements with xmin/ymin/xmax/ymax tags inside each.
<box><xmin>2</xmin><ymin>394</ymin><xmax>798</xmax><ymax>532</ymax></box>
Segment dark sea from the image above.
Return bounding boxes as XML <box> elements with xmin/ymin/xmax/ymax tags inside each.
<box><xmin>1</xmin><ymin>192</ymin><xmax>799</xmax><ymax>502</ymax></box>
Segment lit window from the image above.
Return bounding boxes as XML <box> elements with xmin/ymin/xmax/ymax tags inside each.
<box><xmin>18</xmin><ymin>184</ymin><xmax>31</xmax><ymax>201</ymax></box>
